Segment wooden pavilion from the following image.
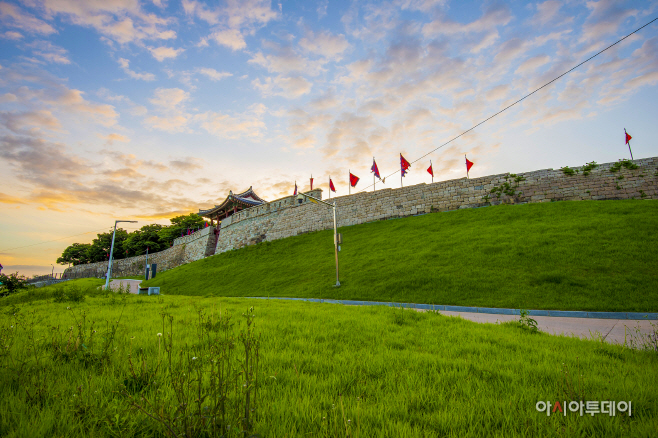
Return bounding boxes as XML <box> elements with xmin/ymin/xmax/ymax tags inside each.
<box><xmin>198</xmin><ymin>187</ymin><xmax>266</xmax><ymax>225</ymax></box>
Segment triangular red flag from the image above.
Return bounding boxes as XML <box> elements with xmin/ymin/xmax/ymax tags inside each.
<box><xmin>625</xmin><ymin>131</ymin><xmax>632</xmax><ymax>144</ymax></box>
<box><xmin>310</xmin><ymin>177</ymin><xmax>313</xmax><ymax>190</ymax></box>
<box><xmin>465</xmin><ymin>157</ymin><xmax>474</xmax><ymax>172</ymax></box>
<box><xmin>400</xmin><ymin>154</ymin><xmax>411</xmax><ymax>177</ymax></box>
<box><xmin>427</xmin><ymin>163</ymin><xmax>433</xmax><ymax>176</ymax></box>
<box><xmin>293</xmin><ymin>182</ymin><xmax>298</xmax><ymax>195</ymax></box>
<box><xmin>349</xmin><ymin>172</ymin><xmax>359</xmax><ymax>187</ymax></box>
<box><xmin>329</xmin><ymin>178</ymin><xmax>336</xmax><ymax>192</ymax></box>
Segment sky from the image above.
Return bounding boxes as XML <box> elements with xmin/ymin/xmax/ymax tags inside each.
<box><xmin>1</xmin><ymin>0</ymin><xmax>657</xmax><ymax>277</ymax></box>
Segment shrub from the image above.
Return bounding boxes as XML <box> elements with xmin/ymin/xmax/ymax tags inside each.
<box><xmin>0</xmin><ymin>272</ymin><xmax>28</xmax><ymax>297</ymax></box>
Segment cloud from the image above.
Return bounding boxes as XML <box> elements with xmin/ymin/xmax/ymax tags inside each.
<box><xmin>0</xmin><ymin>2</ymin><xmax>56</xmax><ymax>35</ymax></box>
<box><xmin>252</xmin><ymin>75</ymin><xmax>312</xmax><ymax>98</ymax></box>
<box><xmin>98</xmin><ymin>133</ymin><xmax>130</xmax><ymax>145</ymax></box>
<box><xmin>249</xmin><ymin>43</ymin><xmax>326</xmax><ymax>76</ymax></box>
<box><xmin>2</xmin><ymin>30</ymin><xmax>23</xmax><ymax>40</ymax></box>
<box><xmin>169</xmin><ymin>157</ymin><xmax>203</xmax><ymax>172</ymax></box>
<box><xmin>209</xmin><ymin>28</ymin><xmax>246</xmax><ymax>51</ymax></box>
<box><xmin>0</xmin><ymin>192</ymin><xmax>26</xmax><ymax>204</ymax></box>
<box><xmin>145</xmin><ymin>88</ymin><xmax>191</xmax><ymax>132</ymax></box>
<box><xmin>515</xmin><ymin>54</ymin><xmax>551</xmax><ymax>75</ymax></box>
<box><xmin>184</xmin><ymin>0</ymin><xmax>280</xmax><ymax>51</ymax></box>
<box><xmin>39</xmin><ymin>0</ymin><xmax>176</xmax><ymax>44</ymax></box>
<box><xmin>196</xmin><ymin>110</ymin><xmax>266</xmax><ymax>140</ymax></box>
<box><xmin>580</xmin><ymin>0</ymin><xmax>638</xmax><ymax>44</ymax></box>
<box><xmin>299</xmin><ymin>29</ymin><xmax>349</xmax><ymax>60</ymax></box>
<box><xmin>317</xmin><ymin>0</ymin><xmax>328</xmax><ymax>19</ymax></box>
<box><xmin>197</xmin><ymin>68</ymin><xmax>232</xmax><ymax>81</ymax></box>
<box><xmin>118</xmin><ymin>58</ymin><xmax>156</xmax><ymax>81</ymax></box>
<box><xmin>0</xmin><ymin>109</ymin><xmax>61</xmax><ymax>134</ymax></box>
<box><xmin>422</xmin><ymin>3</ymin><xmax>511</xmax><ymax>37</ymax></box>
<box><xmin>148</xmin><ymin>46</ymin><xmax>184</xmax><ymax>61</ymax></box>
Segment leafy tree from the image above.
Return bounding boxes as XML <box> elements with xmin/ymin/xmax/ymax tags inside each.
<box><xmin>157</xmin><ymin>213</ymin><xmax>206</xmax><ymax>247</ymax></box>
<box><xmin>0</xmin><ymin>272</ymin><xmax>28</xmax><ymax>297</ymax></box>
<box><xmin>86</xmin><ymin>228</ymin><xmax>130</xmax><ymax>263</ymax></box>
<box><xmin>122</xmin><ymin>224</ymin><xmax>165</xmax><ymax>256</ymax></box>
<box><xmin>57</xmin><ymin>243</ymin><xmax>93</xmax><ymax>266</ymax></box>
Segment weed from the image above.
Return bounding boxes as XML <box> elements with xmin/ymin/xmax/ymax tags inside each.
<box><xmin>616</xmin><ymin>184</ymin><xmax>622</xmax><ymax>190</ymax></box>
<box><xmin>54</xmin><ymin>284</ymin><xmax>86</xmax><ymax>303</ymax></box>
<box><xmin>518</xmin><ymin>309</ymin><xmax>538</xmax><ymax>333</ymax></box>
<box><xmin>560</xmin><ymin>166</ymin><xmax>577</xmax><ymax>176</ymax></box>
<box><xmin>624</xmin><ymin>319</ymin><xmax>658</xmax><ymax>352</ymax></box>
<box><xmin>617</xmin><ymin>175</ymin><xmax>624</xmax><ymax>180</ymax></box>
<box><xmin>639</xmin><ymin>190</ymin><xmax>646</xmax><ymax>198</ymax></box>
<box><xmin>561</xmin><ymin>357</ymin><xmax>586</xmax><ymax>401</ymax></box>
<box><xmin>581</xmin><ymin>161</ymin><xmax>598</xmax><ymax>176</ymax></box>
<box><xmin>610</xmin><ymin>159</ymin><xmax>639</xmax><ymax>173</ymax></box>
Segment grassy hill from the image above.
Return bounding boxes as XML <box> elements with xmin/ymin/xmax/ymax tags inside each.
<box><xmin>142</xmin><ymin>200</ymin><xmax>658</xmax><ymax>312</ymax></box>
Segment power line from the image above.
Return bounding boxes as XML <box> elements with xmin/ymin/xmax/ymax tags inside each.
<box><xmin>0</xmin><ymin>226</ymin><xmax>141</xmax><ymax>252</ymax></box>
<box><xmin>358</xmin><ymin>16</ymin><xmax>658</xmax><ymax>193</ymax></box>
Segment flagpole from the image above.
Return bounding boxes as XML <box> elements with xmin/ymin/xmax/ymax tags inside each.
<box><xmin>373</xmin><ymin>157</ymin><xmax>375</xmax><ymax>192</ymax></box>
<box><xmin>625</xmin><ymin>128</ymin><xmax>634</xmax><ymax>160</ymax></box>
<box><xmin>329</xmin><ymin>176</ymin><xmax>331</xmax><ymax>199</ymax></box>
<box><xmin>465</xmin><ymin>154</ymin><xmax>469</xmax><ymax>179</ymax></box>
<box><xmin>348</xmin><ymin>170</ymin><xmax>351</xmax><ymax>195</ymax></box>
<box><xmin>431</xmin><ymin>160</ymin><xmax>433</xmax><ymax>184</ymax></box>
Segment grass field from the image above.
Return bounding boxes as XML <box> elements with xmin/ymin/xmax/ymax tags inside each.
<box><xmin>1</xmin><ymin>283</ymin><xmax>656</xmax><ymax>437</ymax></box>
<box><xmin>142</xmin><ymin>200</ymin><xmax>658</xmax><ymax>312</ymax></box>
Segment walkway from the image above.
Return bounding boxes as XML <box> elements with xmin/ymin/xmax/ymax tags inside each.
<box><xmin>105</xmin><ymin>282</ymin><xmax>657</xmax><ymax>348</ymax></box>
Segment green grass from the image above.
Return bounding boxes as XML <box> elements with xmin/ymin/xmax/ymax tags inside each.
<box><xmin>1</xmin><ymin>291</ymin><xmax>656</xmax><ymax>437</ymax></box>
<box><xmin>142</xmin><ymin>200</ymin><xmax>658</xmax><ymax>312</ymax></box>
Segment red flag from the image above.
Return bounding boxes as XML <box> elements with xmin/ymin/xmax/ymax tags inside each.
<box><xmin>329</xmin><ymin>178</ymin><xmax>336</xmax><ymax>192</ymax></box>
<box><xmin>400</xmin><ymin>154</ymin><xmax>411</xmax><ymax>177</ymax></box>
<box><xmin>349</xmin><ymin>172</ymin><xmax>359</xmax><ymax>187</ymax></box>
<box><xmin>293</xmin><ymin>182</ymin><xmax>298</xmax><ymax>195</ymax></box>
<box><xmin>310</xmin><ymin>176</ymin><xmax>313</xmax><ymax>190</ymax></box>
<box><xmin>371</xmin><ymin>158</ymin><xmax>381</xmax><ymax>179</ymax></box>
<box><xmin>625</xmin><ymin>131</ymin><xmax>632</xmax><ymax>144</ymax></box>
<box><xmin>205</xmin><ymin>222</ymin><xmax>208</xmax><ymax>228</ymax></box>
<box><xmin>465</xmin><ymin>157</ymin><xmax>474</xmax><ymax>173</ymax></box>
<box><xmin>427</xmin><ymin>163</ymin><xmax>433</xmax><ymax>176</ymax></box>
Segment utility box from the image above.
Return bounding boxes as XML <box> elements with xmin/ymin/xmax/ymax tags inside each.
<box><xmin>148</xmin><ymin>287</ymin><xmax>160</xmax><ymax>296</ymax></box>
<box><xmin>151</xmin><ymin>263</ymin><xmax>157</xmax><ymax>278</ymax></box>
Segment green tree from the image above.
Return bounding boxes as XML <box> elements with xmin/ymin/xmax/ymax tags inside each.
<box><xmin>57</xmin><ymin>243</ymin><xmax>93</xmax><ymax>266</ymax></box>
<box><xmin>122</xmin><ymin>224</ymin><xmax>165</xmax><ymax>256</ymax></box>
<box><xmin>157</xmin><ymin>213</ymin><xmax>206</xmax><ymax>247</ymax></box>
<box><xmin>0</xmin><ymin>272</ymin><xmax>28</xmax><ymax>297</ymax></box>
<box><xmin>86</xmin><ymin>228</ymin><xmax>130</xmax><ymax>263</ymax></box>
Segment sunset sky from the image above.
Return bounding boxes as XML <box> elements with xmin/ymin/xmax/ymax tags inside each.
<box><xmin>1</xmin><ymin>0</ymin><xmax>657</xmax><ymax>277</ymax></box>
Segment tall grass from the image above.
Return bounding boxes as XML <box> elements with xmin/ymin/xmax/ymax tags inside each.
<box><xmin>143</xmin><ymin>200</ymin><xmax>658</xmax><ymax>312</ymax></box>
<box><xmin>0</xmin><ymin>289</ymin><xmax>656</xmax><ymax>437</ymax></box>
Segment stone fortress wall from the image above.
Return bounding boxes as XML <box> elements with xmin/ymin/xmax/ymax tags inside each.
<box><xmin>65</xmin><ymin>157</ymin><xmax>658</xmax><ymax>279</ymax></box>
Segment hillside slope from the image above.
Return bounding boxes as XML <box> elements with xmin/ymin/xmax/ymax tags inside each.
<box><xmin>143</xmin><ymin>200</ymin><xmax>658</xmax><ymax>312</ymax></box>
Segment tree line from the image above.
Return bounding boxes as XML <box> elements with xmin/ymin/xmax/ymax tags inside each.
<box><xmin>57</xmin><ymin>213</ymin><xmax>207</xmax><ymax>266</ymax></box>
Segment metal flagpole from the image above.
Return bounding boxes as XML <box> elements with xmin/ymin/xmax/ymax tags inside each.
<box><xmin>373</xmin><ymin>157</ymin><xmax>375</xmax><ymax>192</ymax></box>
<box><xmin>431</xmin><ymin>160</ymin><xmax>433</xmax><ymax>184</ymax></box>
<box><xmin>348</xmin><ymin>170</ymin><xmax>351</xmax><ymax>195</ymax></box>
<box><xmin>329</xmin><ymin>176</ymin><xmax>331</xmax><ymax>199</ymax></box>
<box><xmin>465</xmin><ymin>154</ymin><xmax>469</xmax><ymax>179</ymax></box>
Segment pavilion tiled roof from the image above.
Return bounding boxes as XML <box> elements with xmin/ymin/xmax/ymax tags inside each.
<box><xmin>198</xmin><ymin>187</ymin><xmax>266</xmax><ymax>218</ymax></box>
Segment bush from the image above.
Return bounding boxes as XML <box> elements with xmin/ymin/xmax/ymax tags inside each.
<box><xmin>0</xmin><ymin>272</ymin><xmax>28</xmax><ymax>297</ymax></box>
<box><xmin>53</xmin><ymin>285</ymin><xmax>86</xmax><ymax>303</ymax></box>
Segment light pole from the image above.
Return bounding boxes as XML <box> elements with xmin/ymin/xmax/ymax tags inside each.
<box><xmin>297</xmin><ymin>193</ymin><xmax>341</xmax><ymax>287</ymax></box>
<box><xmin>105</xmin><ymin>220</ymin><xmax>137</xmax><ymax>290</ymax></box>
<box><xmin>51</xmin><ymin>264</ymin><xmax>54</xmax><ymax>279</ymax></box>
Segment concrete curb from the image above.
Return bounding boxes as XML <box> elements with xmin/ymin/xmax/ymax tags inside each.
<box><xmin>246</xmin><ymin>297</ymin><xmax>658</xmax><ymax>320</ymax></box>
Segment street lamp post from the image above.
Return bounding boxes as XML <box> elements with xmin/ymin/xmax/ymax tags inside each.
<box><xmin>51</xmin><ymin>264</ymin><xmax>54</xmax><ymax>279</ymax></box>
<box><xmin>297</xmin><ymin>193</ymin><xmax>340</xmax><ymax>287</ymax></box>
<box><xmin>105</xmin><ymin>220</ymin><xmax>137</xmax><ymax>290</ymax></box>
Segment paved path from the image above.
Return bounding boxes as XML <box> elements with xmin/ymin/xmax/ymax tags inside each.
<box><xmin>102</xmin><ymin>287</ymin><xmax>656</xmax><ymax>348</ymax></box>
<box><xmin>436</xmin><ymin>310</ymin><xmax>655</xmax><ymax>347</ymax></box>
